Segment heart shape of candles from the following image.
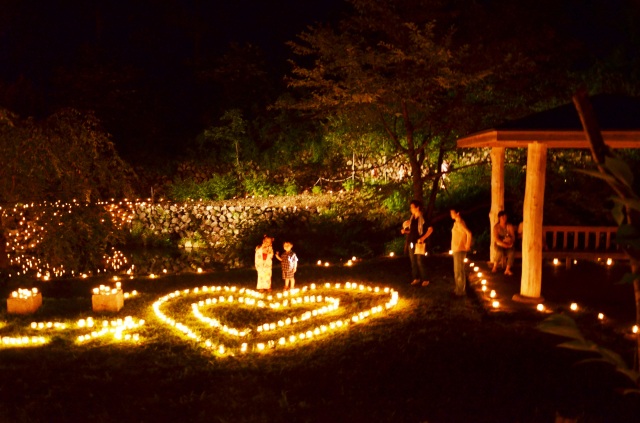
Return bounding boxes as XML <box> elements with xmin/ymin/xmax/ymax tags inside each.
<box><xmin>152</xmin><ymin>282</ymin><xmax>399</xmax><ymax>355</ymax></box>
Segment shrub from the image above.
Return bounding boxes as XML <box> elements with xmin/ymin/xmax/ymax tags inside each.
<box><xmin>125</xmin><ymin>221</ymin><xmax>173</xmax><ymax>248</ymax></box>
<box><xmin>200</xmin><ymin>173</ymin><xmax>238</xmax><ymax>200</ymax></box>
<box><xmin>178</xmin><ymin>231</ymin><xmax>207</xmax><ymax>249</ymax></box>
<box><xmin>342</xmin><ymin>178</ymin><xmax>356</xmax><ymax>192</ymax></box>
<box><xmin>36</xmin><ymin>204</ymin><xmax>124</xmax><ymax>273</ymax></box>
<box><xmin>284</xmin><ymin>179</ymin><xmax>299</xmax><ymax>196</ymax></box>
<box><xmin>385</xmin><ymin>236</ymin><xmax>406</xmax><ymax>256</ymax></box>
<box><xmin>382</xmin><ymin>189</ymin><xmax>408</xmax><ymax>214</ymax></box>
<box><xmin>169</xmin><ymin>179</ymin><xmax>200</xmax><ymax>201</ymax></box>
<box><xmin>243</xmin><ymin>172</ymin><xmax>279</xmax><ymax>197</ymax></box>
<box><xmin>312</xmin><ymin>185</ymin><xmax>322</xmax><ymax>195</ymax></box>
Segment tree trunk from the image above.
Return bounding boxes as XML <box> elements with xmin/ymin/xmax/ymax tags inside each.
<box><xmin>409</xmin><ymin>157</ymin><xmax>423</xmax><ymax>202</ymax></box>
<box><xmin>424</xmin><ymin>145</ymin><xmax>446</xmax><ymax>221</ymax></box>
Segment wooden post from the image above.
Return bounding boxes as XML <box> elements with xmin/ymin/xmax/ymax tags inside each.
<box><xmin>490</xmin><ymin>147</ymin><xmax>505</xmax><ymax>264</ymax></box>
<box><xmin>515</xmin><ymin>142</ymin><xmax>547</xmax><ymax>301</ymax></box>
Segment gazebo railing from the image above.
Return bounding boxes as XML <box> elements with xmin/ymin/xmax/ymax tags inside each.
<box><xmin>515</xmin><ymin>226</ymin><xmax>626</xmax><ymax>268</ymax></box>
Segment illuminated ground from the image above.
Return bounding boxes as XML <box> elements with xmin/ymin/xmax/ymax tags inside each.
<box><xmin>0</xmin><ymin>256</ymin><xmax>638</xmax><ymax>422</ymax></box>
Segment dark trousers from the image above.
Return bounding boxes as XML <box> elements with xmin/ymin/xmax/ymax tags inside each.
<box><xmin>409</xmin><ymin>244</ymin><xmax>428</xmax><ymax>281</ymax></box>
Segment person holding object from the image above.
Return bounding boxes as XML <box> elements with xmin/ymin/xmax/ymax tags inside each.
<box><xmin>255</xmin><ymin>235</ymin><xmax>274</xmax><ymax>291</ymax></box>
<box><xmin>401</xmin><ymin>199</ymin><xmax>433</xmax><ymax>287</ymax></box>
<box><xmin>492</xmin><ymin>210</ymin><xmax>515</xmax><ymax>276</ymax></box>
<box><xmin>450</xmin><ymin>207</ymin><xmax>472</xmax><ymax>296</ymax></box>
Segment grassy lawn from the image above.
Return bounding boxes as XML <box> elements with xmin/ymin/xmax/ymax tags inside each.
<box><xmin>1</xmin><ymin>256</ymin><xmax>639</xmax><ymax>422</ymax></box>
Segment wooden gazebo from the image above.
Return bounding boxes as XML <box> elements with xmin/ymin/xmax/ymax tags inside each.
<box><xmin>456</xmin><ymin>94</ymin><xmax>640</xmax><ymax>302</ymax></box>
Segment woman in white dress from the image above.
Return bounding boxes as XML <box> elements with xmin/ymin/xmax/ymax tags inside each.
<box><xmin>255</xmin><ymin>235</ymin><xmax>274</xmax><ymax>291</ymax></box>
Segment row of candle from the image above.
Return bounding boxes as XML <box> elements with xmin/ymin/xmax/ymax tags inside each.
<box><xmin>469</xmin><ymin>261</ymin><xmax>639</xmax><ymax>335</ymax></box>
<box><xmin>76</xmin><ymin>316</ymin><xmax>144</xmax><ymax>343</ymax></box>
<box><xmin>153</xmin><ymin>282</ymin><xmax>399</xmax><ymax>356</ymax></box>
<box><xmin>10</xmin><ymin>288</ymin><xmax>39</xmax><ymax>299</ymax></box>
<box><xmin>190</xmin><ymin>291</ymin><xmax>341</xmax><ymax>337</ymax></box>
<box><xmin>315</xmin><ymin>256</ymin><xmax>359</xmax><ymax>267</ymax></box>
<box><xmin>2</xmin><ymin>336</ymin><xmax>47</xmax><ymax>346</ymax></box>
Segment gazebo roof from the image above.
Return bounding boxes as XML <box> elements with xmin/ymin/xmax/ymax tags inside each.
<box><xmin>457</xmin><ymin>94</ymin><xmax>640</xmax><ymax>148</ymax></box>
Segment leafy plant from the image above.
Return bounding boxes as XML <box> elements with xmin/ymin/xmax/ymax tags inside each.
<box><xmin>538</xmin><ymin>314</ymin><xmax>640</xmax><ymax>395</ymax></box>
<box><xmin>168</xmin><ymin>179</ymin><xmax>201</xmax><ymax>201</ymax></box>
<box><xmin>200</xmin><ymin>173</ymin><xmax>238</xmax><ymax>200</ymax></box>
<box><xmin>312</xmin><ymin>186</ymin><xmax>322</xmax><ymax>195</ymax></box>
<box><xmin>36</xmin><ymin>204</ymin><xmax>124</xmax><ymax>273</ymax></box>
<box><xmin>243</xmin><ymin>172</ymin><xmax>278</xmax><ymax>197</ymax></box>
<box><xmin>384</xmin><ymin>236</ymin><xmax>406</xmax><ymax>256</ymax></box>
<box><xmin>342</xmin><ymin>178</ymin><xmax>356</xmax><ymax>192</ymax></box>
<box><xmin>178</xmin><ymin>231</ymin><xmax>207</xmax><ymax>249</ymax></box>
<box><xmin>284</xmin><ymin>179</ymin><xmax>299</xmax><ymax>196</ymax></box>
<box><xmin>573</xmin><ymin>90</ymin><xmax>640</xmax><ymax>373</ymax></box>
<box><xmin>125</xmin><ymin>221</ymin><xmax>173</xmax><ymax>248</ymax></box>
<box><xmin>382</xmin><ymin>189</ymin><xmax>408</xmax><ymax>214</ymax></box>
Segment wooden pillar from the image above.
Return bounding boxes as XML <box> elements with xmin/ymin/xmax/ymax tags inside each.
<box><xmin>489</xmin><ymin>147</ymin><xmax>505</xmax><ymax>264</ymax></box>
<box><xmin>515</xmin><ymin>142</ymin><xmax>547</xmax><ymax>302</ymax></box>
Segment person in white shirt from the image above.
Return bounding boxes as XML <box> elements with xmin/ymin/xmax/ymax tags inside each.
<box><xmin>450</xmin><ymin>207</ymin><xmax>472</xmax><ymax>296</ymax></box>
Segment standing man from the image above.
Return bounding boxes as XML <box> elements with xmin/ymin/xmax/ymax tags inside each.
<box><xmin>450</xmin><ymin>207</ymin><xmax>472</xmax><ymax>296</ymax></box>
<box><xmin>401</xmin><ymin>200</ymin><xmax>433</xmax><ymax>287</ymax></box>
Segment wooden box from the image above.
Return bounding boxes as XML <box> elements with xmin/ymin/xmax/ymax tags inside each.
<box><xmin>92</xmin><ymin>290</ymin><xmax>124</xmax><ymax>312</ymax></box>
<box><xmin>7</xmin><ymin>292</ymin><xmax>43</xmax><ymax>315</ymax></box>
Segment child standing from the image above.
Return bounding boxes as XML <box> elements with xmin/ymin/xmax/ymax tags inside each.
<box><xmin>255</xmin><ymin>235</ymin><xmax>274</xmax><ymax>291</ymax></box>
<box><xmin>275</xmin><ymin>241</ymin><xmax>298</xmax><ymax>290</ymax></box>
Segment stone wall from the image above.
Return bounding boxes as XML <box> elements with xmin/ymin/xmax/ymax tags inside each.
<box><xmin>1</xmin><ymin>195</ymin><xmax>343</xmax><ymax>276</ymax></box>
<box><xmin>132</xmin><ymin>201</ymin><xmax>318</xmax><ymax>248</ymax></box>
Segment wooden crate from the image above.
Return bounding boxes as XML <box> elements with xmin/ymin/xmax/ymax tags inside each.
<box><xmin>92</xmin><ymin>290</ymin><xmax>124</xmax><ymax>312</ymax></box>
<box><xmin>7</xmin><ymin>293</ymin><xmax>43</xmax><ymax>315</ymax></box>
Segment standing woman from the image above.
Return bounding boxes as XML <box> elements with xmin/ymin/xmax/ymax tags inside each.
<box><xmin>255</xmin><ymin>235</ymin><xmax>274</xmax><ymax>291</ymax></box>
<box><xmin>450</xmin><ymin>207</ymin><xmax>473</xmax><ymax>296</ymax></box>
<box><xmin>401</xmin><ymin>200</ymin><xmax>433</xmax><ymax>287</ymax></box>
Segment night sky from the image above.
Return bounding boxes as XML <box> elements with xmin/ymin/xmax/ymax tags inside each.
<box><xmin>0</xmin><ymin>0</ymin><xmax>346</xmax><ymax>160</ymax></box>
<box><xmin>1</xmin><ymin>0</ymin><xmax>638</xmax><ymax>163</ymax></box>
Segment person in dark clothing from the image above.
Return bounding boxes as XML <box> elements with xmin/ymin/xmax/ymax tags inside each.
<box><xmin>401</xmin><ymin>200</ymin><xmax>433</xmax><ymax>287</ymax></box>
